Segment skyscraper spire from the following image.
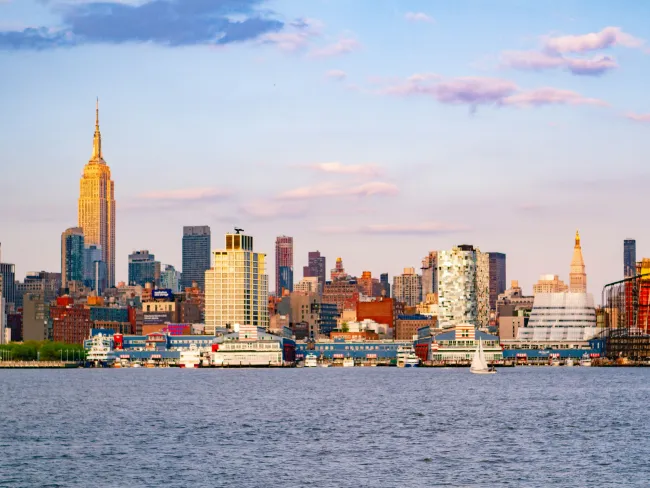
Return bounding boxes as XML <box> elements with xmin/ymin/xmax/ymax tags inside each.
<box><xmin>570</xmin><ymin>229</ymin><xmax>587</xmax><ymax>293</ymax></box>
<box><xmin>91</xmin><ymin>97</ymin><xmax>103</xmax><ymax>162</ymax></box>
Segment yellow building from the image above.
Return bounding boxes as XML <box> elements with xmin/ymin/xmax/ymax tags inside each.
<box><xmin>569</xmin><ymin>230</ymin><xmax>587</xmax><ymax>293</ymax></box>
<box><xmin>205</xmin><ymin>231</ymin><xmax>269</xmax><ymax>334</ymax></box>
<box><xmin>532</xmin><ymin>274</ymin><xmax>568</xmax><ymax>295</ymax></box>
<box><xmin>78</xmin><ymin>100</ymin><xmax>116</xmax><ymax>287</ymax></box>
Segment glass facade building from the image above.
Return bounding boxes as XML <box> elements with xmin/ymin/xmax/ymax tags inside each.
<box><xmin>275</xmin><ymin>236</ymin><xmax>294</xmax><ymax>294</ymax></box>
<box><xmin>182</xmin><ymin>226</ymin><xmax>211</xmax><ymax>291</ymax></box>
<box><xmin>487</xmin><ymin>252</ymin><xmax>506</xmax><ymax>312</ymax></box>
<box><xmin>61</xmin><ymin>227</ymin><xmax>85</xmax><ymax>289</ymax></box>
<box><xmin>520</xmin><ymin>292</ymin><xmax>598</xmax><ymax>341</ymax></box>
<box><xmin>128</xmin><ymin>250</ymin><xmax>160</xmax><ymax>287</ymax></box>
<box><xmin>624</xmin><ymin>239</ymin><xmax>636</xmax><ymax>278</ymax></box>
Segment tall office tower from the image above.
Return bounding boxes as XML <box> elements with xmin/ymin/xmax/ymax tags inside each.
<box><xmin>78</xmin><ymin>100</ymin><xmax>115</xmax><ymax>287</ymax></box>
<box><xmin>128</xmin><ymin>250</ymin><xmax>161</xmax><ymax>287</ymax></box>
<box><xmin>0</xmin><ymin>296</ymin><xmax>6</xmax><ymax>344</ymax></box>
<box><xmin>392</xmin><ymin>268</ymin><xmax>423</xmax><ymax>307</ymax></box>
<box><xmin>487</xmin><ymin>252</ymin><xmax>506</xmax><ymax>312</ymax></box>
<box><xmin>421</xmin><ymin>251</ymin><xmax>438</xmax><ymax>296</ymax></box>
<box><xmin>83</xmin><ymin>245</ymin><xmax>105</xmax><ymax>291</ymax></box>
<box><xmin>624</xmin><ymin>239</ymin><xmax>637</xmax><ymax>278</ymax></box>
<box><xmin>61</xmin><ymin>227</ymin><xmax>85</xmax><ymax>290</ymax></box>
<box><xmin>0</xmin><ymin>244</ymin><xmax>16</xmax><ymax>308</ymax></box>
<box><xmin>182</xmin><ymin>226</ymin><xmax>211</xmax><ymax>291</ymax></box>
<box><xmin>205</xmin><ymin>230</ymin><xmax>269</xmax><ymax>334</ymax></box>
<box><xmin>569</xmin><ymin>230</ymin><xmax>587</xmax><ymax>293</ymax></box>
<box><xmin>437</xmin><ymin>245</ymin><xmax>489</xmax><ymax>328</ymax></box>
<box><xmin>380</xmin><ymin>273</ymin><xmax>390</xmax><ymax>297</ymax></box>
<box><xmin>303</xmin><ymin>251</ymin><xmax>326</xmax><ymax>286</ymax></box>
<box><xmin>161</xmin><ymin>264</ymin><xmax>182</xmax><ymax>293</ymax></box>
<box><xmin>275</xmin><ymin>236</ymin><xmax>294</xmax><ymax>295</ymax></box>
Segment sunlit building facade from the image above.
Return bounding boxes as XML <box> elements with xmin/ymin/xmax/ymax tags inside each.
<box><xmin>392</xmin><ymin>267</ymin><xmax>422</xmax><ymax>307</ymax></box>
<box><xmin>205</xmin><ymin>232</ymin><xmax>269</xmax><ymax>334</ymax></box>
<box><xmin>78</xmin><ymin>100</ymin><xmax>115</xmax><ymax>287</ymax></box>
<box><xmin>437</xmin><ymin>245</ymin><xmax>489</xmax><ymax>328</ymax></box>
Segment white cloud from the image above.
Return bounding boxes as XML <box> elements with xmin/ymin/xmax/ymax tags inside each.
<box><xmin>404</xmin><ymin>12</ymin><xmax>434</xmax><ymax>23</ymax></box>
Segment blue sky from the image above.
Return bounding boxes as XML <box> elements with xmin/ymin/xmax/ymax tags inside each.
<box><xmin>1</xmin><ymin>0</ymin><xmax>650</xmax><ymax>298</ymax></box>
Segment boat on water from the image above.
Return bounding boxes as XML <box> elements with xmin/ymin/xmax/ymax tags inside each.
<box><xmin>396</xmin><ymin>345</ymin><xmax>417</xmax><ymax>367</ymax></box>
<box><xmin>86</xmin><ymin>333</ymin><xmax>113</xmax><ymax>367</ymax></box>
<box><xmin>342</xmin><ymin>357</ymin><xmax>354</xmax><ymax>367</ymax></box>
<box><xmin>404</xmin><ymin>353</ymin><xmax>420</xmax><ymax>368</ymax></box>
<box><xmin>304</xmin><ymin>353</ymin><xmax>318</xmax><ymax>368</ymax></box>
<box><xmin>179</xmin><ymin>344</ymin><xmax>201</xmax><ymax>368</ymax></box>
<box><xmin>550</xmin><ymin>359</ymin><xmax>561</xmax><ymax>367</ymax></box>
<box><xmin>470</xmin><ymin>339</ymin><xmax>496</xmax><ymax>374</ymax></box>
<box><xmin>565</xmin><ymin>358</ymin><xmax>574</xmax><ymax>367</ymax></box>
<box><xmin>131</xmin><ymin>361</ymin><xmax>142</xmax><ymax>368</ymax></box>
<box><xmin>579</xmin><ymin>354</ymin><xmax>592</xmax><ymax>367</ymax></box>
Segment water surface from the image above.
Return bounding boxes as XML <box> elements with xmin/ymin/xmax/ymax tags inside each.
<box><xmin>1</xmin><ymin>368</ymin><xmax>648</xmax><ymax>487</ymax></box>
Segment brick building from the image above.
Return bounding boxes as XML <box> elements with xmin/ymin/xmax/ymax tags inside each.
<box><xmin>395</xmin><ymin>315</ymin><xmax>436</xmax><ymax>341</ymax></box>
<box><xmin>50</xmin><ymin>297</ymin><xmax>92</xmax><ymax>344</ymax></box>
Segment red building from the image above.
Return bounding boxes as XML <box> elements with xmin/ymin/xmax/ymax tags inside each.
<box><xmin>50</xmin><ymin>298</ymin><xmax>92</xmax><ymax>344</ymax></box>
<box><xmin>323</xmin><ymin>281</ymin><xmax>359</xmax><ymax>313</ymax></box>
<box><xmin>330</xmin><ymin>330</ymin><xmax>379</xmax><ymax>341</ymax></box>
<box><xmin>357</xmin><ymin>297</ymin><xmax>397</xmax><ymax>328</ymax></box>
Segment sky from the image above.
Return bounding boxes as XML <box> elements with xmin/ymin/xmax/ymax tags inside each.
<box><xmin>1</xmin><ymin>0</ymin><xmax>650</xmax><ymax>301</ymax></box>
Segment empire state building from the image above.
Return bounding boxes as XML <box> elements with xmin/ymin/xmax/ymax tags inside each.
<box><xmin>78</xmin><ymin>100</ymin><xmax>116</xmax><ymax>287</ymax></box>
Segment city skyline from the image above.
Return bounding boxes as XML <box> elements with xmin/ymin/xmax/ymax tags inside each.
<box><xmin>2</xmin><ymin>0</ymin><xmax>650</xmax><ymax>296</ymax></box>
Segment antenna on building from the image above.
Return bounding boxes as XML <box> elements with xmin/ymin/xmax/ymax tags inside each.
<box><xmin>234</xmin><ymin>227</ymin><xmax>244</xmax><ymax>234</ymax></box>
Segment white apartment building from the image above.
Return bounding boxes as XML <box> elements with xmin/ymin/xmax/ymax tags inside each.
<box><xmin>437</xmin><ymin>245</ymin><xmax>489</xmax><ymax>328</ymax></box>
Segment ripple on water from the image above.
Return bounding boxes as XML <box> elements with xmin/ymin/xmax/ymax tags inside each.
<box><xmin>1</xmin><ymin>368</ymin><xmax>650</xmax><ymax>487</ymax></box>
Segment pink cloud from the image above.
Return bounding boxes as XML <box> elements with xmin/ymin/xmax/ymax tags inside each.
<box><xmin>543</xmin><ymin>26</ymin><xmax>644</xmax><ymax>54</ymax></box>
<box><xmin>380</xmin><ymin>76</ymin><xmax>518</xmax><ymax>107</ymax></box>
<box><xmin>278</xmin><ymin>181</ymin><xmax>398</xmax><ymax>200</ymax></box>
<box><xmin>404</xmin><ymin>12</ymin><xmax>434</xmax><ymax>23</ymax></box>
<box><xmin>307</xmin><ymin>162</ymin><xmax>382</xmax><ymax>176</ymax></box>
<box><xmin>260</xmin><ymin>18</ymin><xmax>323</xmax><ymax>52</ymax></box>
<box><xmin>139</xmin><ymin>188</ymin><xmax>231</xmax><ymax>201</ymax></box>
<box><xmin>501</xmin><ymin>50</ymin><xmax>617</xmax><ymax>76</ymax></box>
<box><xmin>325</xmin><ymin>69</ymin><xmax>347</xmax><ymax>81</ymax></box>
<box><xmin>379</xmin><ymin>74</ymin><xmax>608</xmax><ymax>110</ymax></box>
<box><xmin>309</xmin><ymin>37</ymin><xmax>360</xmax><ymax>58</ymax></box>
<box><xmin>503</xmin><ymin>88</ymin><xmax>608</xmax><ymax>107</ymax></box>
<box><xmin>626</xmin><ymin>112</ymin><xmax>650</xmax><ymax>123</ymax></box>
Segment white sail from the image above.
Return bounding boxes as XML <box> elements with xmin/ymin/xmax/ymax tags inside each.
<box><xmin>470</xmin><ymin>339</ymin><xmax>489</xmax><ymax>372</ymax></box>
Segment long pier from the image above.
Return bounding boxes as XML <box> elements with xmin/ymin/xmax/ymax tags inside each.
<box><xmin>0</xmin><ymin>361</ymin><xmax>82</xmax><ymax>369</ymax></box>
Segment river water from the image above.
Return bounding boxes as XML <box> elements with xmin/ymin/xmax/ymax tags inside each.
<box><xmin>1</xmin><ymin>367</ymin><xmax>648</xmax><ymax>487</ymax></box>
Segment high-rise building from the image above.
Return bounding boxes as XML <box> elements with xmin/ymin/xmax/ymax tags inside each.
<box><xmin>569</xmin><ymin>230</ymin><xmax>587</xmax><ymax>293</ymax></box>
<box><xmin>380</xmin><ymin>273</ymin><xmax>390</xmax><ymax>298</ymax></box>
<box><xmin>330</xmin><ymin>257</ymin><xmax>348</xmax><ymax>281</ymax></box>
<box><xmin>205</xmin><ymin>230</ymin><xmax>269</xmax><ymax>333</ymax></box>
<box><xmin>392</xmin><ymin>268</ymin><xmax>422</xmax><ymax>307</ymax></box>
<box><xmin>78</xmin><ymin>100</ymin><xmax>116</xmax><ymax>287</ymax></box>
<box><xmin>624</xmin><ymin>239</ymin><xmax>636</xmax><ymax>278</ymax></box>
<box><xmin>487</xmin><ymin>252</ymin><xmax>506</xmax><ymax>312</ymax></box>
<box><xmin>421</xmin><ymin>252</ymin><xmax>438</xmax><ymax>296</ymax></box>
<box><xmin>128</xmin><ymin>250</ymin><xmax>161</xmax><ymax>287</ymax></box>
<box><xmin>303</xmin><ymin>251</ymin><xmax>326</xmax><ymax>286</ymax></box>
<box><xmin>275</xmin><ymin>236</ymin><xmax>294</xmax><ymax>295</ymax></box>
<box><xmin>437</xmin><ymin>245</ymin><xmax>489</xmax><ymax>328</ymax></box>
<box><xmin>357</xmin><ymin>271</ymin><xmax>374</xmax><ymax>297</ymax></box>
<box><xmin>182</xmin><ymin>226</ymin><xmax>211</xmax><ymax>291</ymax></box>
<box><xmin>61</xmin><ymin>227</ymin><xmax>85</xmax><ymax>290</ymax></box>
<box><xmin>161</xmin><ymin>264</ymin><xmax>182</xmax><ymax>293</ymax></box>
<box><xmin>0</xmin><ymin>244</ymin><xmax>16</xmax><ymax>309</ymax></box>
<box><xmin>295</xmin><ymin>277</ymin><xmax>321</xmax><ymax>295</ymax></box>
<box><xmin>83</xmin><ymin>245</ymin><xmax>106</xmax><ymax>293</ymax></box>
<box><xmin>532</xmin><ymin>275</ymin><xmax>568</xmax><ymax>295</ymax></box>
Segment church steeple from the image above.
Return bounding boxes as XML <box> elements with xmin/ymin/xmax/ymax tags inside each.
<box><xmin>91</xmin><ymin>98</ymin><xmax>103</xmax><ymax>162</ymax></box>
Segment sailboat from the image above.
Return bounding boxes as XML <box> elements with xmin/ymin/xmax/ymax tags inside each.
<box><xmin>470</xmin><ymin>339</ymin><xmax>496</xmax><ymax>375</ymax></box>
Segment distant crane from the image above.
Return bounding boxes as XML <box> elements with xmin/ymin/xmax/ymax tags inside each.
<box><xmin>234</xmin><ymin>227</ymin><xmax>244</xmax><ymax>234</ymax></box>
